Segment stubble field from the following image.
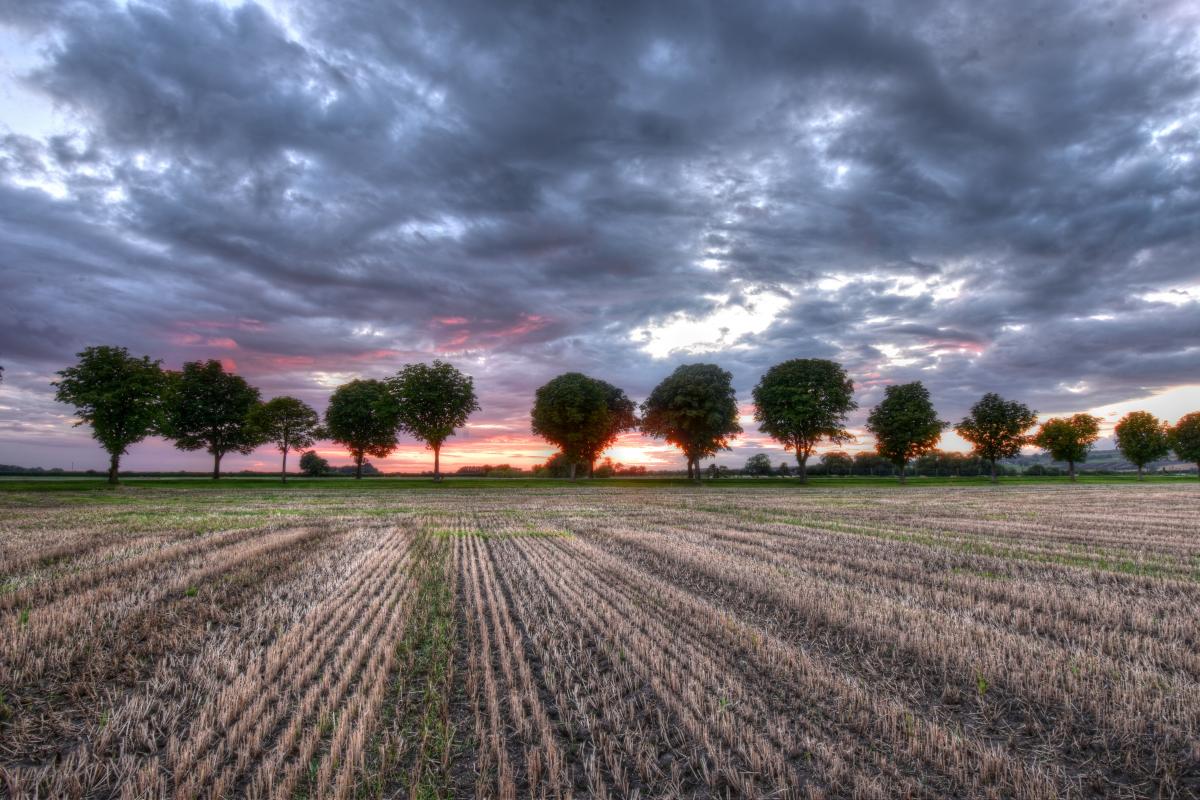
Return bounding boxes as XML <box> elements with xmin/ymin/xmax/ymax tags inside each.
<box><xmin>1</xmin><ymin>480</ymin><xmax>1198</xmax><ymax>799</ymax></box>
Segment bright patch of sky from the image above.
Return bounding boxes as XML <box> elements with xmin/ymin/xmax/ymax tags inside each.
<box><xmin>630</xmin><ymin>285</ymin><xmax>790</xmax><ymax>359</ymax></box>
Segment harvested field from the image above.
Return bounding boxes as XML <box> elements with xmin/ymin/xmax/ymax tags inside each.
<box><xmin>1</xmin><ymin>481</ymin><xmax>1198</xmax><ymax>798</ymax></box>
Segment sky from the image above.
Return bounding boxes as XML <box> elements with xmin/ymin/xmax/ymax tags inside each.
<box><xmin>1</xmin><ymin>0</ymin><xmax>1199</xmax><ymax>473</ymax></box>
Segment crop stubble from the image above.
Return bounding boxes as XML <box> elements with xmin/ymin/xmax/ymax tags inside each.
<box><xmin>1</xmin><ymin>483</ymin><xmax>1197</xmax><ymax>798</ymax></box>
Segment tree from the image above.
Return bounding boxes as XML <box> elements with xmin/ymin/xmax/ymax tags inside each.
<box><xmin>864</xmin><ymin>382</ymin><xmax>947</xmax><ymax>483</ymax></box>
<box><xmin>592</xmin><ymin>457</ymin><xmax>618</xmax><ymax>478</ymax></box>
<box><xmin>299</xmin><ymin>450</ymin><xmax>329</xmax><ymax>477</ymax></box>
<box><xmin>531</xmin><ymin>373</ymin><xmax>637</xmax><ymax>480</ymax></box>
<box><xmin>1114</xmin><ymin>411</ymin><xmax>1170</xmax><ymax>480</ymax></box>
<box><xmin>777</xmin><ymin>461</ymin><xmax>792</xmax><ymax>477</ymax></box>
<box><xmin>752</xmin><ymin>358</ymin><xmax>856</xmax><ymax>482</ymax></box>
<box><xmin>53</xmin><ymin>346</ymin><xmax>167</xmax><ymax>485</ymax></box>
<box><xmin>954</xmin><ymin>393</ymin><xmax>1038</xmax><ymax>483</ymax></box>
<box><xmin>324</xmin><ymin>379</ymin><xmax>399</xmax><ymax>479</ymax></box>
<box><xmin>744</xmin><ymin>453</ymin><xmax>773</xmax><ymax>476</ymax></box>
<box><xmin>1169</xmin><ymin>412</ymin><xmax>1200</xmax><ymax>481</ymax></box>
<box><xmin>641</xmin><ymin>364</ymin><xmax>741</xmax><ymax>480</ymax></box>
<box><xmin>163</xmin><ymin>360</ymin><xmax>263</xmax><ymax>479</ymax></box>
<box><xmin>250</xmin><ymin>396</ymin><xmax>322</xmax><ymax>482</ymax></box>
<box><xmin>390</xmin><ymin>360</ymin><xmax>480</xmax><ymax>481</ymax></box>
<box><xmin>532</xmin><ymin>452</ymin><xmax>576</xmax><ymax>478</ymax></box>
<box><xmin>820</xmin><ymin>450</ymin><xmax>853</xmax><ymax>476</ymax></box>
<box><xmin>1031</xmin><ymin>414</ymin><xmax>1101</xmax><ymax>481</ymax></box>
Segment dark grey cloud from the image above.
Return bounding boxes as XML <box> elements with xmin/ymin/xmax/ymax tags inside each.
<box><xmin>1</xmin><ymin>0</ymin><xmax>1198</xmax><ymax>468</ymax></box>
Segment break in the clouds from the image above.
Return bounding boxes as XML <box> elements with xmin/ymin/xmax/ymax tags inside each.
<box><xmin>1</xmin><ymin>0</ymin><xmax>1198</xmax><ymax>470</ymax></box>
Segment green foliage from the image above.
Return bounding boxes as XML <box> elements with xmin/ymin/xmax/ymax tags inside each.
<box><xmin>532</xmin><ymin>453</ymin><xmax>642</xmax><ymax>478</ymax></box>
<box><xmin>706</xmin><ymin>463</ymin><xmax>730</xmax><ymax>479</ymax></box>
<box><xmin>324</xmin><ymin>379</ymin><xmax>399</xmax><ymax>479</ymax></box>
<box><xmin>249</xmin><ymin>396</ymin><xmax>321</xmax><ymax>481</ymax></box>
<box><xmin>954</xmin><ymin>393</ymin><xmax>1038</xmax><ymax>480</ymax></box>
<box><xmin>820</xmin><ymin>451</ymin><xmax>854</xmax><ymax>474</ymax></box>
<box><xmin>865</xmin><ymin>382</ymin><xmax>947</xmax><ymax>480</ymax></box>
<box><xmin>163</xmin><ymin>360</ymin><xmax>264</xmax><ymax>479</ymax></box>
<box><xmin>53</xmin><ymin>346</ymin><xmax>167</xmax><ymax>484</ymax></box>
<box><xmin>1031</xmin><ymin>414</ymin><xmax>1101</xmax><ymax>479</ymax></box>
<box><xmin>743</xmin><ymin>453</ymin><xmax>773</xmax><ymax>476</ymax></box>
<box><xmin>640</xmin><ymin>363</ymin><xmax>741</xmax><ymax>479</ymax></box>
<box><xmin>752</xmin><ymin>359</ymin><xmax>856</xmax><ymax>481</ymax></box>
<box><xmin>531</xmin><ymin>373</ymin><xmax>637</xmax><ymax>478</ymax></box>
<box><xmin>390</xmin><ymin>361</ymin><xmax>480</xmax><ymax>478</ymax></box>
<box><xmin>1169</xmin><ymin>412</ymin><xmax>1200</xmax><ymax>474</ymax></box>
<box><xmin>298</xmin><ymin>450</ymin><xmax>330</xmax><ymax>477</ymax></box>
<box><xmin>1114</xmin><ymin>411</ymin><xmax>1170</xmax><ymax>477</ymax></box>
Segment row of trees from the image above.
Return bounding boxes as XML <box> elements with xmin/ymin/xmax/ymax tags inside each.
<box><xmin>741</xmin><ymin>451</ymin><xmax>1028</xmax><ymax>478</ymax></box>
<box><xmin>50</xmin><ymin>347</ymin><xmax>1200</xmax><ymax>484</ymax></box>
<box><xmin>528</xmin><ymin>360</ymin><xmax>1200</xmax><ymax>483</ymax></box>
<box><xmin>54</xmin><ymin>347</ymin><xmax>478</xmax><ymax>483</ymax></box>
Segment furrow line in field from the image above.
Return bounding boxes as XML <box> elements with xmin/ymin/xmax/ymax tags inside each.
<box><xmin>604</xmin><ymin>517</ymin><xmax>1200</xmax><ymax>676</ymax></box>
<box><xmin>540</xmin><ymin>533</ymin><xmax>1067</xmax><ymax>798</ymax></box>
<box><xmin>591</xmin><ymin>525</ymin><xmax>1197</xmax><ymax>795</ymax></box>
<box><xmin>471</xmin><ymin>534</ymin><xmax>568</xmax><ymax>798</ymax></box>
<box><xmin>145</xmin><ymin>527</ymin><xmax>413</xmax><ymax>799</ymax></box>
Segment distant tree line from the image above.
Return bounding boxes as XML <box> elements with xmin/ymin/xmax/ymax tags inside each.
<box><xmin>48</xmin><ymin>347</ymin><xmax>1200</xmax><ymax>484</ymax></box>
<box><xmin>53</xmin><ymin>347</ymin><xmax>478</xmax><ymax>483</ymax></box>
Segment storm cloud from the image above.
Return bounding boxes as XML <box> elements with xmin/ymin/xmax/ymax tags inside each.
<box><xmin>1</xmin><ymin>0</ymin><xmax>1198</xmax><ymax>470</ymax></box>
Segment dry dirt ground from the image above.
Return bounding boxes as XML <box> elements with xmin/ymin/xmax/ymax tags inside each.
<box><xmin>1</xmin><ymin>480</ymin><xmax>1198</xmax><ymax>798</ymax></box>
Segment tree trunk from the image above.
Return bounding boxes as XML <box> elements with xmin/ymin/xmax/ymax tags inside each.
<box><xmin>108</xmin><ymin>452</ymin><xmax>120</xmax><ymax>485</ymax></box>
<box><xmin>569</xmin><ymin>461</ymin><xmax>577</xmax><ymax>482</ymax></box>
<box><xmin>990</xmin><ymin>460</ymin><xmax>998</xmax><ymax>483</ymax></box>
<box><xmin>355</xmin><ymin>452</ymin><xmax>364</xmax><ymax>479</ymax></box>
<box><xmin>587</xmin><ymin>458</ymin><xmax>595</xmax><ymax>479</ymax></box>
<box><xmin>1068</xmin><ymin>461</ymin><xmax>1076</xmax><ymax>482</ymax></box>
<box><xmin>1137</xmin><ymin>465</ymin><xmax>1144</xmax><ymax>481</ymax></box>
<box><xmin>212</xmin><ymin>452</ymin><xmax>222</xmax><ymax>480</ymax></box>
<box><xmin>686</xmin><ymin>460</ymin><xmax>693</xmax><ymax>480</ymax></box>
<box><xmin>281</xmin><ymin>449</ymin><xmax>288</xmax><ymax>483</ymax></box>
<box><xmin>433</xmin><ymin>444</ymin><xmax>441</xmax><ymax>481</ymax></box>
<box><xmin>795</xmin><ymin>451</ymin><xmax>809</xmax><ymax>484</ymax></box>
<box><xmin>897</xmin><ymin>461</ymin><xmax>907</xmax><ymax>484</ymax></box>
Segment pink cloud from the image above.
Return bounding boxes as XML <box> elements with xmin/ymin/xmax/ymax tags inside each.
<box><xmin>433</xmin><ymin>313</ymin><xmax>554</xmax><ymax>353</ymax></box>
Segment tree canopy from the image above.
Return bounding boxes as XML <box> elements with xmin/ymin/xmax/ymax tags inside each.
<box><xmin>752</xmin><ymin>358</ymin><xmax>856</xmax><ymax>482</ymax></box>
<box><xmin>249</xmin><ymin>396</ymin><xmax>322</xmax><ymax>482</ymax></box>
<box><xmin>299</xmin><ymin>450</ymin><xmax>329</xmax><ymax>477</ymax></box>
<box><xmin>1031</xmin><ymin>414</ymin><xmax>1101</xmax><ymax>481</ymax></box>
<box><xmin>640</xmin><ymin>363</ymin><xmax>741</xmax><ymax>480</ymax></box>
<box><xmin>954</xmin><ymin>392</ymin><xmax>1038</xmax><ymax>482</ymax></box>
<box><xmin>324</xmin><ymin>379</ymin><xmax>399</xmax><ymax>479</ymax></box>
<box><xmin>53</xmin><ymin>346</ymin><xmax>167</xmax><ymax>484</ymax></box>
<box><xmin>820</xmin><ymin>450</ymin><xmax>853</xmax><ymax>474</ymax></box>
<box><xmin>1114</xmin><ymin>411</ymin><xmax>1170</xmax><ymax>479</ymax></box>
<box><xmin>531</xmin><ymin>372</ymin><xmax>637</xmax><ymax>479</ymax></box>
<box><xmin>1169</xmin><ymin>412</ymin><xmax>1200</xmax><ymax>480</ymax></box>
<box><xmin>743</xmin><ymin>453</ymin><xmax>773</xmax><ymax>476</ymax></box>
<box><xmin>163</xmin><ymin>360</ymin><xmax>263</xmax><ymax>479</ymax></box>
<box><xmin>865</xmin><ymin>381</ymin><xmax>947</xmax><ymax>483</ymax></box>
<box><xmin>391</xmin><ymin>360</ymin><xmax>479</xmax><ymax>480</ymax></box>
